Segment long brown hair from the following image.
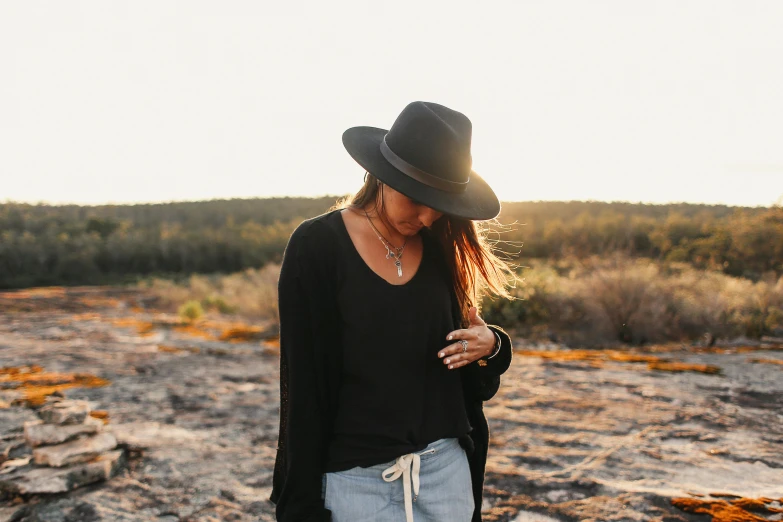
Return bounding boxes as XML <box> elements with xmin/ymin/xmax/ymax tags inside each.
<box><xmin>330</xmin><ymin>172</ymin><xmax>519</xmax><ymax>327</ymax></box>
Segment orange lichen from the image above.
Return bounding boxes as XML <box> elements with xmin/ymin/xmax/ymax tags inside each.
<box><xmin>517</xmin><ymin>349</ymin><xmax>661</xmax><ymax>364</ymax></box>
<box><xmin>605</xmin><ymin>352</ymin><xmax>662</xmax><ymax>363</ymax></box>
<box><xmin>748</xmin><ymin>358</ymin><xmax>783</xmax><ymax>366</ymax></box>
<box><xmin>731</xmin><ymin>497</ymin><xmax>782</xmax><ymax>513</ymax></box>
<box><xmin>89</xmin><ymin>410</ymin><xmax>110</xmax><ymax>424</ymax></box>
<box><xmin>219</xmin><ymin>325</ymin><xmax>266</xmax><ymax>342</ymax></box>
<box><xmin>516</xmin><ymin>349</ymin><xmax>721</xmax><ymax>374</ymax></box>
<box><xmin>158</xmin><ymin>344</ymin><xmax>185</xmax><ymax>353</ymax></box>
<box><xmin>0</xmin><ymin>365</ymin><xmax>110</xmax><ymax>406</ymax></box>
<box><xmin>262</xmin><ymin>338</ymin><xmax>280</xmax><ymax>355</ymax></box>
<box><xmin>173</xmin><ymin>324</ymin><xmax>217</xmax><ymax>340</ymax></box>
<box><xmin>672</xmin><ymin>497</ymin><xmax>782</xmax><ymax>521</ymax></box>
<box><xmin>77</xmin><ymin>296</ymin><xmax>122</xmax><ymax>308</ymax></box>
<box><xmin>516</xmin><ymin>349</ymin><xmax>605</xmax><ymax>362</ymax></box>
<box><xmin>62</xmin><ymin>312</ymin><xmax>103</xmax><ymax>322</ymax></box>
<box><xmin>736</xmin><ymin>345</ymin><xmax>783</xmax><ymax>352</ymax></box>
<box><xmin>157</xmin><ymin>344</ymin><xmax>200</xmax><ymax>354</ymax></box>
<box><xmin>648</xmin><ymin>362</ymin><xmax>722</xmax><ymax>374</ymax></box>
<box><xmin>111</xmin><ymin>317</ymin><xmax>157</xmax><ymax>336</ymax></box>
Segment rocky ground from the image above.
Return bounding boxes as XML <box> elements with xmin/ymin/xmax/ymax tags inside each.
<box><xmin>0</xmin><ymin>286</ymin><xmax>781</xmax><ymax>522</ymax></box>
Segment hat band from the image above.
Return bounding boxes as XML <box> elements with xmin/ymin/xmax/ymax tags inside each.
<box><xmin>380</xmin><ymin>136</ymin><xmax>469</xmax><ymax>194</ymax></box>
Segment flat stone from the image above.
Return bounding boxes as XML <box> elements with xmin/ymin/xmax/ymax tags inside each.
<box><xmin>512</xmin><ymin>513</ymin><xmax>563</xmax><ymax>522</ymax></box>
<box><xmin>24</xmin><ymin>418</ymin><xmax>102</xmax><ymax>447</ymax></box>
<box><xmin>38</xmin><ymin>399</ymin><xmax>91</xmax><ymax>425</ymax></box>
<box><xmin>0</xmin><ymin>449</ymin><xmax>125</xmax><ymax>494</ymax></box>
<box><xmin>107</xmin><ymin>421</ymin><xmax>203</xmax><ymax>449</ymax></box>
<box><xmin>32</xmin><ymin>432</ymin><xmax>117</xmax><ymax>467</ymax></box>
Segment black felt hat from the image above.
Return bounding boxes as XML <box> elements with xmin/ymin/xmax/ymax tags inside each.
<box><xmin>342</xmin><ymin>101</ymin><xmax>501</xmax><ymax>220</ymax></box>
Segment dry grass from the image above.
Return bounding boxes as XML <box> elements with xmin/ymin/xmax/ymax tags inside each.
<box><xmin>485</xmin><ymin>255</ymin><xmax>783</xmax><ymax>346</ymax></box>
<box><xmin>139</xmin><ymin>263</ymin><xmax>281</xmax><ymax>321</ymax></box>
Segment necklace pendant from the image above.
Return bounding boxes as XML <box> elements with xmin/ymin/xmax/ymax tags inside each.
<box><xmin>395</xmin><ymin>259</ymin><xmax>402</xmax><ymax>277</ymax></box>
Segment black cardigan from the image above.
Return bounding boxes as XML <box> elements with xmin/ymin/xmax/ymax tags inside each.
<box><xmin>270</xmin><ymin>210</ymin><xmax>513</xmax><ymax>522</ymax></box>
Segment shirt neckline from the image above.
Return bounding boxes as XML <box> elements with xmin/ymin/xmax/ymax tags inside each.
<box><xmin>332</xmin><ymin>208</ymin><xmax>427</xmax><ymax>288</ymax></box>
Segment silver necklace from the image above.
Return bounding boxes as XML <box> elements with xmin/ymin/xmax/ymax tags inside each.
<box><xmin>363</xmin><ymin>210</ymin><xmax>408</xmax><ymax>277</ymax></box>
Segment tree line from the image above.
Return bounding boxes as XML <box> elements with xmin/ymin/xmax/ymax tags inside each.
<box><xmin>0</xmin><ymin>197</ymin><xmax>780</xmax><ymax>289</ymax></box>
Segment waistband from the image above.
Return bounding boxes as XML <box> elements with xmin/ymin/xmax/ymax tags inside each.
<box><xmin>381</xmin><ymin>437</ymin><xmax>459</xmax><ymax>522</ymax></box>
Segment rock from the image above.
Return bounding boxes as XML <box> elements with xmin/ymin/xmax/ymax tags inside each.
<box><xmin>513</xmin><ymin>513</ymin><xmax>563</xmax><ymax>522</ymax></box>
<box><xmin>32</xmin><ymin>432</ymin><xmax>117</xmax><ymax>467</ymax></box>
<box><xmin>107</xmin><ymin>421</ymin><xmax>203</xmax><ymax>449</ymax></box>
<box><xmin>38</xmin><ymin>400</ymin><xmax>91</xmax><ymax>425</ymax></box>
<box><xmin>23</xmin><ymin>418</ymin><xmax>101</xmax><ymax>447</ymax></box>
<box><xmin>0</xmin><ymin>449</ymin><xmax>125</xmax><ymax>494</ymax></box>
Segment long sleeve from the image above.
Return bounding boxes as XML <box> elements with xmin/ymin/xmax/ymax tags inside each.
<box><xmin>465</xmin><ymin>324</ymin><xmax>513</xmax><ymax>401</ymax></box>
<box><xmin>458</xmin><ymin>324</ymin><xmax>512</xmax><ymax>402</ymax></box>
<box><xmin>271</xmin><ymin>222</ymin><xmax>337</xmax><ymax>522</ymax></box>
<box><xmin>483</xmin><ymin>324</ymin><xmax>513</xmax><ymax>377</ymax></box>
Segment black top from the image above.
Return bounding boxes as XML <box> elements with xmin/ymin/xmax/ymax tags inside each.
<box><xmin>270</xmin><ymin>209</ymin><xmax>514</xmax><ymax>522</ymax></box>
<box><xmin>324</xmin><ymin>210</ymin><xmax>471</xmax><ymax>472</ymax></box>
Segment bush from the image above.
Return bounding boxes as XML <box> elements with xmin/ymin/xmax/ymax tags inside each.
<box><xmin>202</xmin><ymin>294</ymin><xmax>238</xmax><ymax>314</ymax></box>
<box><xmin>483</xmin><ymin>255</ymin><xmax>783</xmax><ymax>346</ymax></box>
<box><xmin>143</xmin><ymin>263</ymin><xmax>281</xmax><ymax>322</ymax></box>
<box><xmin>178</xmin><ymin>300</ymin><xmax>204</xmax><ymax>322</ymax></box>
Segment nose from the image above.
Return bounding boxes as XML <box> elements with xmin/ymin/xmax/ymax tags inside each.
<box><xmin>417</xmin><ymin>208</ymin><xmax>443</xmax><ymax>228</ymax></box>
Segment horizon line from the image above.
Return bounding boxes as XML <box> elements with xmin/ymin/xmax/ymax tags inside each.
<box><xmin>1</xmin><ymin>195</ymin><xmax>780</xmax><ymax>210</ymax></box>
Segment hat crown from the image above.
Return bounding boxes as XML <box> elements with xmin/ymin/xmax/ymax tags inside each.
<box><xmin>384</xmin><ymin>101</ymin><xmax>473</xmax><ymax>184</ymax></box>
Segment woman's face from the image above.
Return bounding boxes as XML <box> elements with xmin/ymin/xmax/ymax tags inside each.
<box><xmin>377</xmin><ymin>184</ymin><xmax>444</xmax><ymax>236</ymax></box>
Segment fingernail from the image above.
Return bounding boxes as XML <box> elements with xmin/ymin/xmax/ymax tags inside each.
<box><xmin>447</xmin><ymin>335</ymin><xmax>452</xmax><ymax>340</ymax></box>
<box><xmin>439</xmin><ymin>352</ymin><xmax>444</xmax><ymax>358</ymax></box>
<box><xmin>449</xmin><ymin>365</ymin><xmax>453</xmax><ymax>369</ymax></box>
<box><xmin>445</xmin><ymin>359</ymin><xmax>450</xmax><ymax>364</ymax></box>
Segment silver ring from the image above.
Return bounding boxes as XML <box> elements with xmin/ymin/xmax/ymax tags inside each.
<box><xmin>459</xmin><ymin>340</ymin><xmax>468</xmax><ymax>353</ymax></box>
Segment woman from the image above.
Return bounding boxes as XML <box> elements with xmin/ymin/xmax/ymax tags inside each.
<box><xmin>270</xmin><ymin>101</ymin><xmax>517</xmax><ymax>522</ymax></box>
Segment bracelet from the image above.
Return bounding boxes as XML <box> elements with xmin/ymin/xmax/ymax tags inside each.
<box><xmin>477</xmin><ymin>329</ymin><xmax>503</xmax><ymax>366</ymax></box>
<box><xmin>487</xmin><ymin>330</ymin><xmax>502</xmax><ymax>360</ymax></box>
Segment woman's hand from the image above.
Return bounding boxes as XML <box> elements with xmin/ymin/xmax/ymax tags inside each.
<box><xmin>439</xmin><ymin>306</ymin><xmax>496</xmax><ymax>369</ymax></box>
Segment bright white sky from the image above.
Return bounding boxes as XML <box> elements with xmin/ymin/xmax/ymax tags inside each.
<box><xmin>1</xmin><ymin>1</ymin><xmax>782</xmax><ymax>207</ymax></box>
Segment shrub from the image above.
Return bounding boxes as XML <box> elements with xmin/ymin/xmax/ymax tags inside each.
<box><xmin>178</xmin><ymin>300</ymin><xmax>204</xmax><ymax>322</ymax></box>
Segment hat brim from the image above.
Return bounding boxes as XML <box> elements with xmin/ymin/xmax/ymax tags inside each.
<box><xmin>342</xmin><ymin>126</ymin><xmax>501</xmax><ymax>220</ymax></box>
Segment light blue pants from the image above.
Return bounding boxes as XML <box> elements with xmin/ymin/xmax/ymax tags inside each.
<box><xmin>322</xmin><ymin>437</ymin><xmax>474</xmax><ymax>522</ymax></box>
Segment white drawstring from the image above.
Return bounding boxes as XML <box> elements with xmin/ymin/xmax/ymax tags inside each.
<box><xmin>381</xmin><ymin>447</ymin><xmax>436</xmax><ymax>522</ymax></box>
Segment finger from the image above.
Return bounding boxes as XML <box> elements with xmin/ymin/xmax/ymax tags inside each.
<box><xmin>438</xmin><ymin>342</ymin><xmax>463</xmax><ymax>357</ymax></box>
<box><xmin>469</xmin><ymin>306</ymin><xmax>486</xmax><ymax>326</ymax></box>
<box><xmin>440</xmin><ymin>340</ymin><xmax>476</xmax><ymax>363</ymax></box>
<box><xmin>446</xmin><ymin>328</ymin><xmax>481</xmax><ymax>342</ymax></box>
<box><xmin>438</xmin><ymin>346</ymin><xmax>452</xmax><ymax>358</ymax></box>
<box><xmin>446</xmin><ymin>356</ymin><xmax>472</xmax><ymax>370</ymax></box>
<box><xmin>438</xmin><ymin>341</ymin><xmax>465</xmax><ymax>359</ymax></box>
<box><xmin>441</xmin><ymin>349</ymin><xmax>466</xmax><ymax>365</ymax></box>
<box><xmin>445</xmin><ymin>329</ymin><xmax>469</xmax><ymax>342</ymax></box>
